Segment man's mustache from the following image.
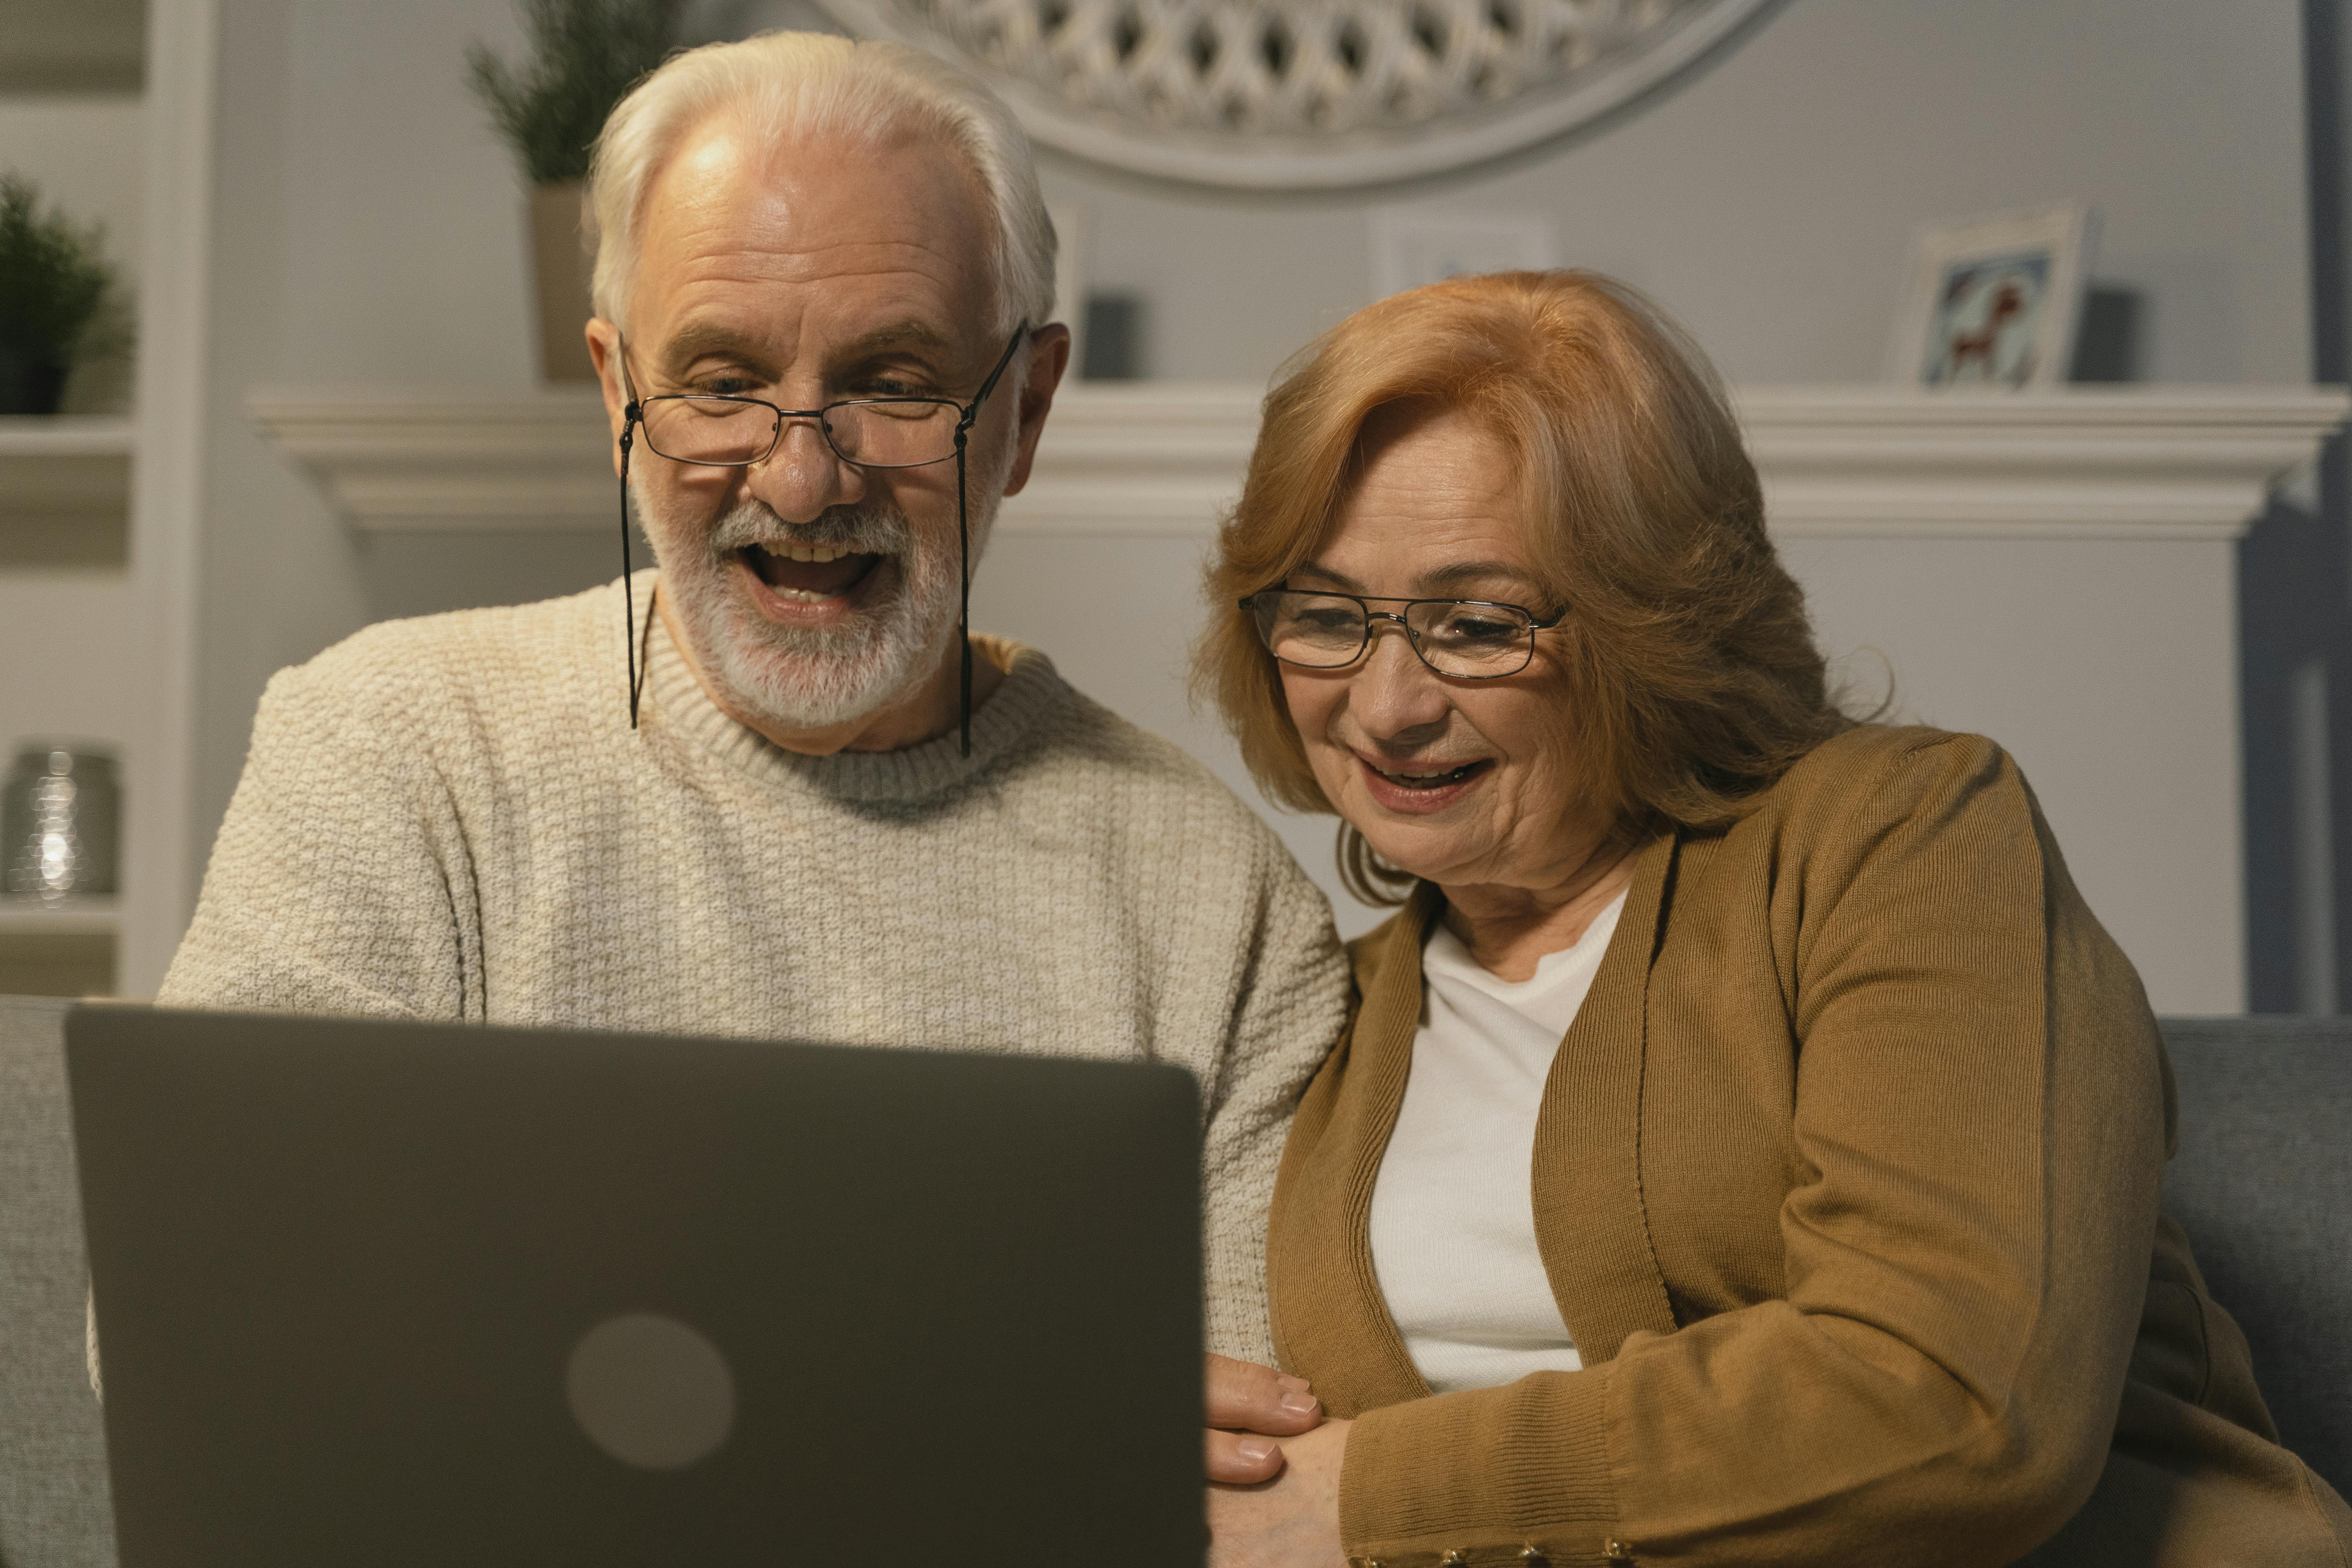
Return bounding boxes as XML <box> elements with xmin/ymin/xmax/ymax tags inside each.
<box><xmin>705</xmin><ymin>500</ymin><xmax>913</xmax><ymax>558</ymax></box>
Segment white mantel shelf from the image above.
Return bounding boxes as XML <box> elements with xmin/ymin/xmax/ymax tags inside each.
<box><xmin>247</xmin><ymin>384</ymin><xmax>2349</xmax><ymax>541</ymax></box>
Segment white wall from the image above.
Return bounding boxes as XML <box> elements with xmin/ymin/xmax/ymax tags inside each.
<box><xmin>172</xmin><ymin>0</ymin><xmax>2314</xmax><ymax>1005</ymax></box>
<box><xmin>1787</xmin><ymin>535</ymin><xmax>2247</xmax><ymax>1012</ymax></box>
<box><xmin>1056</xmin><ymin>0</ymin><xmax>2310</xmax><ymax>387</ymax></box>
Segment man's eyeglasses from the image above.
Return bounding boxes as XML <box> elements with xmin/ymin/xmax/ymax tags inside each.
<box><xmin>614</xmin><ymin>322</ymin><xmax>1029</xmax><ymax>754</ymax></box>
<box><xmin>633</xmin><ymin>389</ymin><xmax>978</xmax><ymax>469</ymax></box>
<box><xmin>1241</xmin><ymin>589</ymin><xmax>1564</xmax><ymax>680</ymax></box>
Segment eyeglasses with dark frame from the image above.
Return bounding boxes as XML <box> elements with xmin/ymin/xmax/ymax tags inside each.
<box><xmin>1240</xmin><ymin>589</ymin><xmax>1565</xmax><ymax>680</ymax></box>
<box><xmin>612</xmin><ymin>320</ymin><xmax>1031</xmax><ymax>754</ymax></box>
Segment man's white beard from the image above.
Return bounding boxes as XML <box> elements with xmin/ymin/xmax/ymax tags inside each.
<box><xmin>635</xmin><ymin>476</ymin><xmax>985</xmax><ymax>735</ymax></box>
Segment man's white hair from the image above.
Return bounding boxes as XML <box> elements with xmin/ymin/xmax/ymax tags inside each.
<box><xmin>587</xmin><ymin>31</ymin><xmax>1055</xmax><ymax>336</ymax></box>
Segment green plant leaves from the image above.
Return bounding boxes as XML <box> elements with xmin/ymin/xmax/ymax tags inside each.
<box><xmin>0</xmin><ymin>174</ymin><xmax>119</xmax><ymax>365</ymax></box>
<box><xmin>468</xmin><ymin>0</ymin><xmax>685</xmax><ymax>186</ymax></box>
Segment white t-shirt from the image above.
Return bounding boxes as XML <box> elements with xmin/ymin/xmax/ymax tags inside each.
<box><xmin>1366</xmin><ymin>891</ymin><xmax>1627</xmax><ymax>1394</ymax></box>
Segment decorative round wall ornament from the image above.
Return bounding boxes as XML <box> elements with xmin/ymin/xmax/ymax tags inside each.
<box><xmin>808</xmin><ymin>0</ymin><xmax>1781</xmax><ymax>191</ymax></box>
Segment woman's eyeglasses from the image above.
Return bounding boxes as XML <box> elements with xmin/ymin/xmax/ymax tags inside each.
<box><xmin>1241</xmin><ymin>589</ymin><xmax>1563</xmax><ymax>679</ymax></box>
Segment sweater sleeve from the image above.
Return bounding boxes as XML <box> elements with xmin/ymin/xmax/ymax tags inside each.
<box><xmin>1197</xmin><ymin>831</ymin><xmax>1352</xmax><ymax>1366</ymax></box>
<box><xmin>1338</xmin><ymin>734</ymin><xmax>2168</xmax><ymax>1565</ymax></box>
<box><xmin>157</xmin><ymin>661</ymin><xmax>483</xmax><ymax>1021</ymax></box>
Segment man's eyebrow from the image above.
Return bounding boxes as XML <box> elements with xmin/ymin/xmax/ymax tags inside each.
<box><xmin>656</xmin><ymin>322</ymin><xmax>771</xmax><ymax>377</ymax></box>
<box><xmin>653</xmin><ymin>319</ymin><xmax>956</xmax><ymax>380</ymax></box>
<box><xmin>829</xmin><ymin>319</ymin><xmax>956</xmax><ymax>363</ymax></box>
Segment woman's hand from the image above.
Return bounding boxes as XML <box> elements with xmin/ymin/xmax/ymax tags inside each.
<box><xmin>1206</xmin><ymin>1353</ymin><xmax>1324</xmax><ymax>1482</ymax></box>
<box><xmin>1207</xmin><ymin>1417</ymin><xmax>1351</xmax><ymax>1568</ymax></box>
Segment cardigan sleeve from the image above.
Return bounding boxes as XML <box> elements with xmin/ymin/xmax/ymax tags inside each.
<box><xmin>157</xmin><ymin>661</ymin><xmax>483</xmax><ymax>1021</ymax></box>
<box><xmin>1337</xmin><ymin>734</ymin><xmax>2169</xmax><ymax>1565</ymax></box>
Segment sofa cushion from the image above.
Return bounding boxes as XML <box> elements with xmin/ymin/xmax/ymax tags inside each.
<box><xmin>2158</xmin><ymin>1015</ymin><xmax>2352</xmax><ymax>1498</ymax></box>
<box><xmin>0</xmin><ymin>996</ymin><xmax>116</xmax><ymax>1567</ymax></box>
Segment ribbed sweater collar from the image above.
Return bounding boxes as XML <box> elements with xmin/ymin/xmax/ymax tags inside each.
<box><xmin>634</xmin><ymin>574</ymin><xmax>1069</xmax><ymax>804</ymax></box>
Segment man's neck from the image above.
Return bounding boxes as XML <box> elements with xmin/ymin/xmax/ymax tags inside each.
<box><xmin>657</xmin><ymin>591</ymin><xmax>1011</xmax><ymax>757</ymax></box>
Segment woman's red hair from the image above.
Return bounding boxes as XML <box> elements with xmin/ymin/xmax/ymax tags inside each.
<box><xmin>1194</xmin><ymin>270</ymin><xmax>1851</xmax><ymax>904</ymax></box>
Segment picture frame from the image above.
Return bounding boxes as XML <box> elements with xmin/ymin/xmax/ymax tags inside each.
<box><xmin>1886</xmin><ymin>203</ymin><xmax>2096</xmax><ymax>390</ymax></box>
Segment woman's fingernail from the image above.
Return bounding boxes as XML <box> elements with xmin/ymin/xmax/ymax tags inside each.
<box><xmin>1237</xmin><ymin>1435</ymin><xmax>1280</xmax><ymax>1464</ymax></box>
<box><xmin>1278</xmin><ymin>1388</ymin><xmax>1320</xmax><ymax>1417</ymax></box>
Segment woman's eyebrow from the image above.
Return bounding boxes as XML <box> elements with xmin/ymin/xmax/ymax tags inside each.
<box><xmin>1290</xmin><ymin>562</ymin><xmax>1365</xmax><ymax>592</ymax></box>
<box><xmin>1292</xmin><ymin>560</ymin><xmax>1538</xmax><ymax>596</ymax></box>
<box><xmin>1422</xmin><ymin>560</ymin><xmax>1541</xmax><ymax>596</ymax></box>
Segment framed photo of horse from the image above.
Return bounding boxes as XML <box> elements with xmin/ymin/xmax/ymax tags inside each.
<box><xmin>1888</xmin><ymin>203</ymin><xmax>2096</xmax><ymax>390</ymax></box>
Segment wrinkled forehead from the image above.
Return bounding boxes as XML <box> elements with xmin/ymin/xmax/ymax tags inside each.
<box><xmin>1304</xmin><ymin>400</ymin><xmax>1557</xmax><ymax>599</ymax></box>
<box><xmin>628</xmin><ymin>110</ymin><xmax>1000</xmax><ymax>348</ymax></box>
<box><xmin>1343</xmin><ymin>401</ymin><xmax>1531</xmax><ymax>522</ymax></box>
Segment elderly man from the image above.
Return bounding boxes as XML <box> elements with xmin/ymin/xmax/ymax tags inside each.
<box><xmin>157</xmin><ymin>33</ymin><xmax>1346</xmax><ymax>1390</ymax></box>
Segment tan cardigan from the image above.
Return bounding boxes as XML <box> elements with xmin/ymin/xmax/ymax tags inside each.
<box><xmin>1268</xmin><ymin>726</ymin><xmax>2352</xmax><ymax>1566</ymax></box>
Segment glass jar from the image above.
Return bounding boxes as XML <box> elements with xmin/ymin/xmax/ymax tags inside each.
<box><xmin>2</xmin><ymin>745</ymin><xmax>120</xmax><ymax>900</ymax></box>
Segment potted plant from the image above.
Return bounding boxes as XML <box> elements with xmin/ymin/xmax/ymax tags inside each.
<box><xmin>470</xmin><ymin>0</ymin><xmax>682</xmax><ymax>383</ymax></box>
<box><xmin>0</xmin><ymin>175</ymin><xmax>124</xmax><ymax>416</ymax></box>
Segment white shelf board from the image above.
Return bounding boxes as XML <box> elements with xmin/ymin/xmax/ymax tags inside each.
<box><xmin>0</xmin><ymin>897</ymin><xmax>121</xmax><ymax>938</ymax></box>
<box><xmin>247</xmin><ymin>384</ymin><xmax>2350</xmax><ymax>541</ymax></box>
<box><xmin>0</xmin><ymin>416</ymin><xmax>135</xmax><ymax>453</ymax></box>
<box><xmin>0</xmin><ymin>416</ymin><xmax>136</xmax><ymax>516</ymax></box>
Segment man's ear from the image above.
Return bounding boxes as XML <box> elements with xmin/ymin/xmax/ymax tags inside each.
<box><xmin>1002</xmin><ymin>322</ymin><xmax>1073</xmax><ymax>499</ymax></box>
<box><xmin>586</xmin><ymin>318</ymin><xmax>630</xmax><ymax>480</ymax></box>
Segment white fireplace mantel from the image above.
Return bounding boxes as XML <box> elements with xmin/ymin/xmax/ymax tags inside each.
<box><xmin>247</xmin><ymin>380</ymin><xmax>2349</xmax><ymax>1012</ymax></box>
<box><xmin>247</xmin><ymin>383</ymin><xmax>2350</xmax><ymax>541</ymax></box>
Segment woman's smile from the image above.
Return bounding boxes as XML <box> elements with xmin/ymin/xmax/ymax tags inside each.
<box><xmin>1354</xmin><ymin>750</ymin><xmax>1495</xmax><ymax>814</ymax></box>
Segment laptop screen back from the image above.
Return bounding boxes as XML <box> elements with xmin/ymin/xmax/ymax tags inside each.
<box><xmin>68</xmin><ymin>1005</ymin><xmax>1205</xmax><ymax>1566</ymax></box>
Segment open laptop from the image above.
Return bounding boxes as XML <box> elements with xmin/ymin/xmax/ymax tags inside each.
<box><xmin>66</xmin><ymin>1004</ymin><xmax>1207</xmax><ymax>1566</ymax></box>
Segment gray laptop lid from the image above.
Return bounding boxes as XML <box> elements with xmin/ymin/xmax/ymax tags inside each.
<box><xmin>67</xmin><ymin>1005</ymin><xmax>1205</xmax><ymax>1566</ymax></box>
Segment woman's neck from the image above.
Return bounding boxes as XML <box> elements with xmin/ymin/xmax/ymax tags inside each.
<box><xmin>1438</xmin><ymin>838</ymin><xmax>1642</xmax><ymax>983</ymax></box>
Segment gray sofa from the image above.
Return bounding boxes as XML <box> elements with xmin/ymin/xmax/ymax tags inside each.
<box><xmin>2152</xmin><ymin>1016</ymin><xmax>2352</xmax><ymax>1497</ymax></box>
<box><xmin>0</xmin><ymin>998</ymin><xmax>112</xmax><ymax>1568</ymax></box>
<box><xmin>1</xmin><ymin>1000</ymin><xmax>2345</xmax><ymax>1563</ymax></box>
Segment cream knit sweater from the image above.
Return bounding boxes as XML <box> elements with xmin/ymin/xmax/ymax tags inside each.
<box><xmin>159</xmin><ymin>576</ymin><xmax>1350</xmax><ymax>1363</ymax></box>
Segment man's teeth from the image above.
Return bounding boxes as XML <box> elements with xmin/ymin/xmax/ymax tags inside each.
<box><xmin>774</xmin><ymin>543</ymin><xmax>851</xmax><ymax>563</ymax></box>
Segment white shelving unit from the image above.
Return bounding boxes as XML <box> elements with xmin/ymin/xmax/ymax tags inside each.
<box><xmin>0</xmin><ymin>416</ymin><xmax>136</xmax><ymax>498</ymax></box>
<box><xmin>0</xmin><ymin>898</ymin><xmax>120</xmax><ymax>939</ymax></box>
<box><xmin>2</xmin><ymin>0</ymin><xmax>212</xmax><ymax>999</ymax></box>
<box><xmin>0</xmin><ymin>363</ymin><xmax>138</xmax><ymax>1005</ymax></box>
<box><xmin>0</xmin><ymin>898</ymin><xmax>120</xmax><ymax>997</ymax></box>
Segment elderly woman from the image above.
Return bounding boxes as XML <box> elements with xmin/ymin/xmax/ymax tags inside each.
<box><xmin>1195</xmin><ymin>272</ymin><xmax>2351</xmax><ymax>1565</ymax></box>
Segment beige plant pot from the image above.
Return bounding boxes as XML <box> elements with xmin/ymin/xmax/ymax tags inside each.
<box><xmin>529</xmin><ymin>181</ymin><xmax>598</xmax><ymax>383</ymax></box>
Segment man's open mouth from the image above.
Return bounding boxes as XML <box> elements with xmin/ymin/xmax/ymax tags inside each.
<box><xmin>739</xmin><ymin>543</ymin><xmax>884</xmax><ymax>602</ymax></box>
<box><xmin>1368</xmin><ymin>758</ymin><xmax>1492</xmax><ymax>790</ymax></box>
